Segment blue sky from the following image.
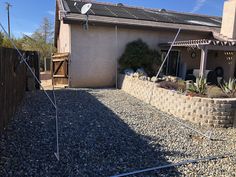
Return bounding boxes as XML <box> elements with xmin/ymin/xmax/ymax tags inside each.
<box><xmin>0</xmin><ymin>0</ymin><xmax>224</xmax><ymax>38</ymax></box>
<box><xmin>0</xmin><ymin>0</ymin><xmax>56</xmax><ymax>38</ymax></box>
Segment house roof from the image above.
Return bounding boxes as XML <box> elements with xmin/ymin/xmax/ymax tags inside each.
<box><xmin>61</xmin><ymin>0</ymin><xmax>222</xmax><ymax>28</ymax></box>
<box><xmin>55</xmin><ymin>0</ymin><xmax>225</xmax><ymax>47</ymax></box>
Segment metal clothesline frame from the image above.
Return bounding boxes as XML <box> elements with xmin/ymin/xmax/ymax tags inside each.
<box><xmin>111</xmin><ymin>153</ymin><xmax>235</xmax><ymax>177</ymax></box>
<box><xmin>1</xmin><ymin>3</ymin><xmax>233</xmax><ymax>174</ymax></box>
<box><xmin>110</xmin><ymin>28</ymin><xmax>236</xmax><ymax>177</ymax></box>
<box><xmin>0</xmin><ymin>22</ymin><xmax>60</xmax><ymax>161</ymax></box>
<box><xmin>147</xmin><ymin>28</ymin><xmax>213</xmax><ymax>140</ymax></box>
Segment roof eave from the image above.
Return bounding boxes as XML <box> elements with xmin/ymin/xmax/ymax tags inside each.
<box><xmin>159</xmin><ymin>39</ymin><xmax>236</xmax><ymax>51</ymax></box>
<box><xmin>63</xmin><ymin>13</ymin><xmax>220</xmax><ymax>33</ymax></box>
<box><xmin>54</xmin><ymin>0</ymin><xmax>68</xmax><ymax>47</ymax></box>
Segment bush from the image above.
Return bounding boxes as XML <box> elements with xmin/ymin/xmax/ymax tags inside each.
<box><xmin>188</xmin><ymin>77</ymin><xmax>207</xmax><ymax>95</ymax></box>
<box><xmin>159</xmin><ymin>81</ymin><xmax>179</xmax><ymax>90</ymax></box>
<box><xmin>207</xmin><ymin>86</ymin><xmax>228</xmax><ymax>98</ymax></box>
<box><xmin>219</xmin><ymin>78</ymin><xmax>236</xmax><ymax>98</ymax></box>
<box><xmin>119</xmin><ymin>39</ymin><xmax>161</xmax><ymax>76</ymax></box>
<box><xmin>177</xmin><ymin>80</ymin><xmax>186</xmax><ymax>92</ymax></box>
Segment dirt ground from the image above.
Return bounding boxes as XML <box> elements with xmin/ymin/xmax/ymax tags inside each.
<box><xmin>40</xmin><ymin>72</ymin><xmax>67</xmax><ymax>90</ymax></box>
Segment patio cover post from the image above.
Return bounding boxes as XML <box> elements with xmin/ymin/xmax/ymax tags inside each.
<box><xmin>199</xmin><ymin>47</ymin><xmax>208</xmax><ymax>77</ymax></box>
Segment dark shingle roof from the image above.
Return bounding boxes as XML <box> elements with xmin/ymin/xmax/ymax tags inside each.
<box><xmin>62</xmin><ymin>0</ymin><xmax>221</xmax><ymax>28</ymax></box>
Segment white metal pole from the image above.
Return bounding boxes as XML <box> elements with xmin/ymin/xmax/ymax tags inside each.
<box><xmin>51</xmin><ymin>44</ymin><xmax>60</xmax><ymax>161</ymax></box>
<box><xmin>149</xmin><ymin>28</ymin><xmax>181</xmax><ymax>104</ymax></box>
<box><xmin>148</xmin><ymin>28</ymin><xmax>212</xmax><ymax>140</ymax></box>
<box><xmin>44</xmin><ymin>57</ymin><xmax>47</xmax><ymax>72</ymax></box>
<box><xmin>155</xmin><ymin>28</ymin><xmax>181</xmax><ymax>79</ymax></box>
<box><xmin>0</xmin><ymin>22</ymin><xmax>59</xmax><ymax>161</ymax></box>
<box><xmin>53</xmin><ymin>85</ymin><xmax>60</xmax><ymax>161</ymax></box>
<box><xmin>111</xmin><ymin>153</ymin><xmax>234</xmax><ymax>177</ymax></box>
<box><xmin>0</xmin><ymin>23</ymin><xmax>56</xmax><ymax>109</ymax></box>
<box><xmin>115</xmin><ymin>25</ymin><xmax>118</xmax><ymax>89</ymax></box>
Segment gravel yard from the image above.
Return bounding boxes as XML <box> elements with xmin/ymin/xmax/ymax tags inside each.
<box><xmin>0</xmin><ymin>89</ymin><xmax>235</xmax><ymax>176</ymax></box>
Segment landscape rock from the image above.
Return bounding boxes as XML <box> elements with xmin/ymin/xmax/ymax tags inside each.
<box><xmin>164</xmin><ymin>76</ymin><xmax>179</xmax><ymax>83</ymax></box>
<box><xmin>136</xmin><ymin>68</ymin><xmax>147</xmax><ymax>77</ymax></box>
<box><xmin>0</xmin><ymin>89</ymin><xmax>235</xmax><ymax>176</ymax></box>
<box><xmin>124</xmin><ymin>68</ymin><xmax>134</xmax><ymax>76</ymax></box>
<box><xmin>139</xmin><ymin>76</ymin><xmax>148</xmax><ymax>81</ymax></box>
<box><xmin>132</xmin><ymin>72</ymin><xmax>139</xmax><ymax>78</ymax></box>
<box><xmin>151</xmin><ymin>77</ymin><xmax>158</xmax><ymax>82</ymax></box>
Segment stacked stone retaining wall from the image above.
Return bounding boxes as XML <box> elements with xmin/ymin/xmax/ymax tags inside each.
<box><xmin>118</xmin><ymin>74</ymin><xmax>236</xmax><ymax>128</ymax></box>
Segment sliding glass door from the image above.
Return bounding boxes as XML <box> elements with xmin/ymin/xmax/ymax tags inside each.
<box><xmin>161</xmin><ymin>50</ymin><xmax>180</xmax><ymax>77</ymax></box>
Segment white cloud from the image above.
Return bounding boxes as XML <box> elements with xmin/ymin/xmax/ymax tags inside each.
<box><xmin>47</xmin><ymin>10</ymin><xmax>55</xmax><ymax>16</ymax></box>
<box><xmin>23</xmin><ymin>32</ymin><xmax>33</xmax><ymax>36</ymax></box>
<box><xmin>191</xmin><ymin>0</ymin><xmax>207</xmax><ymax>13</ymax></box>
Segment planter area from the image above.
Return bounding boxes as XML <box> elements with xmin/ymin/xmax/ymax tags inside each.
<box><xmin>118</xmin><ymin>74</ymin><xmax>236</xmax><ymax>128</ymax></box>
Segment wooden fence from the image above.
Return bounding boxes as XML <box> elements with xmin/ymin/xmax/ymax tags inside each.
<box><xmin>0</xmin><ymin>47</ymin><xmax>39</xmax><ymax>132</ymax></box>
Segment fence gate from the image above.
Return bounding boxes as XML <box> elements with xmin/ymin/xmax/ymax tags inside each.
<box><xmin>52</xmin><ymin>53</ymin><xmax>69</xmax><ymax>86</ymax></box>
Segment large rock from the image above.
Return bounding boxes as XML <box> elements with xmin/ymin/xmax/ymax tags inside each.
<box><xmin>164</xmin><ymin>76</ymin><xmax>179</xmax><ymax>83</ymax></box>
<box><xmin>151</xmin><ymin>77</ymin><xmax>158</xmax><ymax>82</ymax></box>
<box><xmin>139</xmin><ymin>76</ymin><xmax>148</xmax><ymax>81</ymax></box>
<box><xmin>132</xmin><ymin>72</ymin><xmax>139</xmax><ymax>78</ymax></box>
<box><xmin>136</xmin><ymin>68</ymin><xmax>147</xmax><ymax>77</ymax></box>
<box><xmin>124</xmin><ymin>68</ymin><xmax>134</xmax><ymax>76</ymax></box>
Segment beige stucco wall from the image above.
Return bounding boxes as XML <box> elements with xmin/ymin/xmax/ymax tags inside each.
<box><xmin>70</xmin><ymin>25</ymin><xmax>117</xmax><ymax>87</ymax></box>
<box><xmin>57</xmin><ymin>21</ymin><xmax>71</xmax><ymax>53</ymax></box>
<box><xmin>180</xmin><ymin>48</ymin><xmax>201</xmax><ymax>70</ymax></box>
<box><xmin>207</xmin><ymin>51</ymin><xmax>236</xmax><ymax>80</ymax></box>
<box><xmin>69</xmin><ymin>24</ymin><xmax>208</xmax><ymax>87</ymax></box>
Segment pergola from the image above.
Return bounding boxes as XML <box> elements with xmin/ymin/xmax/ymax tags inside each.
<box><xmin>160</xmin><ymin>39</ymin><xmax>236</xmax><ymax>77</ymax></box>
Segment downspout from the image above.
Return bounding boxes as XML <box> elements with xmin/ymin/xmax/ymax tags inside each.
<box><xmin>59</xmin><ymin>0</ymin><xmax>66</xmax><ymax>13</ymax></box>
<box><xmin>115</xmin><ymin>25</ymin><xmax>118</xmax><ymax>89</ymax></box>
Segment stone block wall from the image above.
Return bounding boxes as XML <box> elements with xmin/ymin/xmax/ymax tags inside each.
<box><xmin>118</xmin><ymin>74</ymin><xmax>236</xmax><ymax>128</ymax></box>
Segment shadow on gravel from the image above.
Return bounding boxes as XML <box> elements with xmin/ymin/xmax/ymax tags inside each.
<box><xmin>0</xmin><ymin>90</ymin><xmax>182</xmax><ymax>177</ymax></box>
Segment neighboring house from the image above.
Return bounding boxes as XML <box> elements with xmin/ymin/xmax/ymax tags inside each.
<box><xmin>54</xmin><ymin>0</ymin><xmax>236</xmax><ymax>88</ymax></box>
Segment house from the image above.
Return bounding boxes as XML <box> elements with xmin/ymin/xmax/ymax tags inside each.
<box><xmin>54</xmin><ymin>0</ymin><xmax>236</xmax><ymax>88</ymax></box>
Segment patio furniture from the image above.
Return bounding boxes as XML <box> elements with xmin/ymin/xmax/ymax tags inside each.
<box><xmin>185</xmin><ymin>69</ymin><xmax>215</xmax><ymax>82</ymax></box>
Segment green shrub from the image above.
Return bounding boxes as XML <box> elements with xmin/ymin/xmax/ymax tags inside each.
<box><xmin>119</xmin><ymin>39</ymin><xmax>161</xmax><ymax>76</ymax></box>
<box><xmin>219</xmin><ymin>78</ymin><xmax>236</xmax><ymax>98</ymax></box>
<box><xmin>188</xmin><ymin>77</ymin><xmax>207</xmax><ymax>95</ymax></box>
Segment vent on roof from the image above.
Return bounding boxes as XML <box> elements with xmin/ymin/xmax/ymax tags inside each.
<box><xmin>159</xmin><ymin>9</ymin><xmax>167</xmax><ymax>12</ymax></box>
<box><xmin>117</xmin><ymin>3</ymin><xmax>124</xmax><ymax>6</ymax></box>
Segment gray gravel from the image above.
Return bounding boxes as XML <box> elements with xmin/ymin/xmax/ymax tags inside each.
<box><xmin>0</xmin><ymin>89</ymin><xmax>235</xmax><ymax>177</ymax></box>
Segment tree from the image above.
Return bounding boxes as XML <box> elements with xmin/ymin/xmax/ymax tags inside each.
<box><xmin>0</xmin><ymin>31</ymin><xmax>24</xmax><ymax>49</ymax></box>
<box><xmin>0</xmin><ymin>17</ymin><xmax>55</xmax><ymax>71</ymax></box>
<box><xmin>119</xmin><ymin>39</ymin><xmax>161</xmax><ymax>76</ymax></box>
<box><xmin>23</xmin><ymin>17</ymin><xmax>55</xmax><ymax>55</ymax></box>
<box><xmin>0</xmin><ymin>32</ymin><xmax>4</xmax><ymax>46</ymax></box>
<box><xmin>21</xmin><ymin>17</ymin><xmax>55</xmax><ymax>70</ymax></box>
